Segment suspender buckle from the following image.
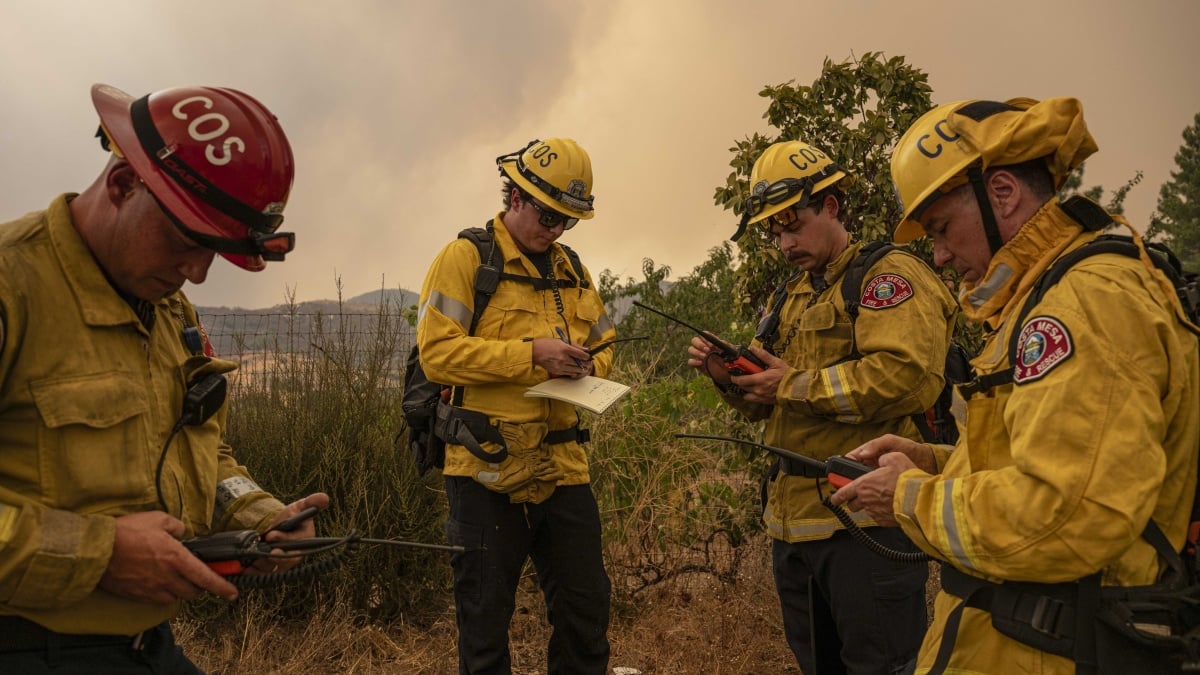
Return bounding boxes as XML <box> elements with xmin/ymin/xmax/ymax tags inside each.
<box><xmin>1030</xmin><ymin>595</ymin><xmax>1068</xmax><ymax>638</ymax></box>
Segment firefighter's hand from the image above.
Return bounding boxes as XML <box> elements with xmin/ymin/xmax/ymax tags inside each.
<box><xmin>532</xmin><ymin>338</ymin><xmax>593</xmax><ymax>379</ymax></box>
<box><xmin>845</xmin><ymin>434</ymin><xmax>938</xmax><ymax>474</ymax></box>
<box><xmin>729</xmin><ymin>346</ymin><xmax>788</xmax><ymax>404</ymax></box>
<box><xmin>251</xmin><ymin>492</ymin><xmax>331</xmax><ymax>575</ymax></box>
<box><xmin>100</xmin><ymin>511</ymin><xmax>238</xmax><ymax>604</ymax></box>
<box><xmin>826</xmin><ymin>452</ymin><xmax>915</xmax><ymax>527</ymax></box>
<box><xmin>687</xmin><ymin>336</ymin><xmax>732</xmax><ymax>385</ymax></box>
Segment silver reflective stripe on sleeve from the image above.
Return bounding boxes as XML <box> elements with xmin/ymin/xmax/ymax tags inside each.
<box><xmin>422</xmin><ymin>290</ymin><xmax>472</xmax><ymax>330</ymax></box>
<box><xmin>941</xmin><ymin>478</ymin><xmax>972</xmax><ymax>569</ymax></box>
<box><xmin>764</xmin><ymin>501</ymin><xmax>874</xmax><ymax>540</ymax></box>
<box><xmin>827</xmin><ymin>365</ymin><xmax>861</xmax><ymax>423</ymax></box>
<box><xmin>899</xmin><ymin>473</ymin><xmax>923</xmax><ymax>519</ymax></box>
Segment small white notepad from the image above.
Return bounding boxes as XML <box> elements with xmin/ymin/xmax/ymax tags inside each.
<box><xmin>524</xmin><ymin>376</ymin><xmax>632</xmax><ymax>415</ymax></box>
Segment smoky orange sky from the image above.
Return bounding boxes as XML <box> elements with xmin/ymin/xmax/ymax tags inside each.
<box><xmin>3</xmin><ymin>0</ymin><xmax>1198</xmax><ymax>309</ymax></box>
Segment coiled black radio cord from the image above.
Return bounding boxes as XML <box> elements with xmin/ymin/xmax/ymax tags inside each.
<box><xmin>820</xmin><ymin>497</ymin><xmax>929</xmax><ymax>563</ymax></box>
<box><xmin>229</xmin><ymin>534</ymin><xmax>359</xmax><ymax>590</ymax></box>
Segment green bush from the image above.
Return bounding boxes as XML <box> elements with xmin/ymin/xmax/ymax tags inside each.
<box><xmin>196</xmin><ymin>297</ymin><xmax>450</xmax><ymax>627</ymax></box>
<box><xmin>194</xmin><ymin>251</ymin><xmax>778</xmax><ymax>627</ymax></box>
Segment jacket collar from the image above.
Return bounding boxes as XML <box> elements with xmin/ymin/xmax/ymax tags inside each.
<box><xmin>491</xmin><ymin>213</ymin><xmax>577</xmax><ymax>282</ymax></box>
<box><xmin>959</xmin><ymin>198</ymin><xmax>1084</xmax><ymax>328</ymax></box>
<box><xmin>47</xmin><ymin>194</ymin><xmax>155</xmax><ymax>329</ymax></box>
<box><xmin>794</xmin><ymin>239</ymin><xmax>862</xmax><ymax>292</ymax></box>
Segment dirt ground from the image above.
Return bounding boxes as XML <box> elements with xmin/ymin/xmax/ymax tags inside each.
<box><xmin>179</xmin><ymin>543</ymin><xmax>801</xmax><ymax>674</ymax></box>
<box><xmin>180</xmin><ymin>538</ymin><xmax>942</xmax><ymax>674</ymax></box>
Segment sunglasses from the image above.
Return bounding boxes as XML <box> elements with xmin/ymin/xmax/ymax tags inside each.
<box><xmin>766</xmin><ymin>203</ymin><xmax>804</xmax><ymax>231</ymax></box>
<box><xmin>524</xmin><ymin>194</ymin><xmax>579</xmax><ymax>231</ymax></box>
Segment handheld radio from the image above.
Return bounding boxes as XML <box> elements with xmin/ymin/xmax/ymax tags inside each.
<box><xmin>631</xmin><ymin>301</ymin><xmax>766</xmax><ymax>375</ymax></box>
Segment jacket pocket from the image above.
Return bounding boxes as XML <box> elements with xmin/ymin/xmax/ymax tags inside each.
<box><xmin>786</xmin><ymin>302</ymin><xmax>854</xmax><ymax>367</ymax></box>
<box><xmin>31</xmin><ymin>371</ymin><xmax>151</xmax><ymax>511</ymax></box>
<box><xmin>475</xmin><ymin>287</ymin><xmax>539</xmax><ymax>340</ymax></box>
<box><xmin>571</xmin><ymin>291</ymin><xmax>603</xmax><ymax>325</ymax></box>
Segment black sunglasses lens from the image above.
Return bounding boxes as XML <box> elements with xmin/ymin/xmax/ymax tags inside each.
<box><xmin>534</xmin><ymin>203</ymin><xmax>570</xmax><ymax>229</ymax></box>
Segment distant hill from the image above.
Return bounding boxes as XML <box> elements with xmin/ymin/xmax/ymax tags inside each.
<box><xmin>193</xmin><ymin>281</ymin><xmax>669</xmax><ymax>357</ymax></box>
<box><xmin>194</xmin><ymin>288</ymin><xmax>419</xmax><ymax>358</ymax></box>
<box><xmin>196</xmin><ymin>288</ymin><xmax>417</xmax><ymax>317</ymax></box>
<box><xmin>346</xmin><ymin>288</ymin><xmax>418</xmax><ymax>309</ymax></box>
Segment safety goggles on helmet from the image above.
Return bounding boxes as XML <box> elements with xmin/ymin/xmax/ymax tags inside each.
<box><xmin>524</xmin><ymin>193</ymin><xmax>579</xmax><ymax>230</ymax></box>
<box><xmin>91</xmin><ymin>83</ymin><xmax>296</xmax><ymax>271</ymax></box>
<box><xmin>147</xmin><ymin>188</ymin><xmax>294</xmax><ymax>260</ymax></box>
<box><xmin>731</xmin><ymin>141</ymin><xmax>851</xmax><ymax>242</ymax></box>
<box><xmin>744</xmin><ymin>173</ymin><xmax>827</xmax><ymax>222</ymax></box>
<box><xmin>496</xmin><ymin>138</ymin><xmax>596</xmax><ymax>220</ymax></box>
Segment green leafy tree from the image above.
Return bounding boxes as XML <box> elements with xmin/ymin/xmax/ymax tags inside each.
<box><xmin>713</xmin><ymin>52</ymin><xmax>934</xmax><ymax>320</ymax></box>
<box><xmin>604</xmin><ymin>243</ymin><xmax>746</xmax><ymax>383</ymax></box>
<box><xmin>1060</xmin><ymin>164</ymin><xmax>1143</xmax><ymax>217</ymax></box>
<box><xmin>1147</xmin><ymin>112</ymin><xmax>1200</xmax><ymax>269</ymax></box>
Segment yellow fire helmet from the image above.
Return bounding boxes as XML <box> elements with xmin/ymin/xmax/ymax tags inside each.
<box><xmin>890</xmin><ymin>97</ymin><xmax>1098</xmax><ymax>244</ymax></box>
<box><xmin>732</xmin><ymin>140</ymin><xmax>854</xmax><ymax>241</ymax></box>
<box><xmin>497</xmin><ymin>138</ymin><xmax>595</xmax><ymax>220</ymax></box>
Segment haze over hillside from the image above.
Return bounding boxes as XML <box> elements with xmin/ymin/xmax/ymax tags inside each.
<box><xmin>195</xmin><ymin>288</ymin><xmax>419</xmax><ymax>360</ymax></box>
<box><xmin>196</xmin><ymin>288</ymin><xmax>418</xmax><ymax>315</ymax></box>
<box><xmin>193</xmin><ymin>280</ymin><xmax>664</xmax><ymax>358</ymax></box>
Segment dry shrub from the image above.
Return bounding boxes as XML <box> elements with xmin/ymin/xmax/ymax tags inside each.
<box><xmin>177</xmin><ymin>537</ymin><xmax>801</xmax><ymax>674</ymax></box>
<box><xmin>187</xmin><ymin>295</ymin><xmax>941</xmax><ymax>673</ymax></box>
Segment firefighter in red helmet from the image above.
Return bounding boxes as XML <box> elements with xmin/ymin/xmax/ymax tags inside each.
<box><xmin>0</xmin><ymin>84</ymin><xmax>328</xmax><ymax>672</ymax></box>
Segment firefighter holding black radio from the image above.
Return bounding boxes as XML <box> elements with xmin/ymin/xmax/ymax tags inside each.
<box><xmin>831</xmin><ymin>98</ymin><xmax>1200</xmax><ymax>673</ymax></box>
<box><xmin>687</xmin><ymin>140</ymin><xmax>958</xmax><ymax>674</ymax></box>
<box><xmin>0</xmin><ymin>83</ymin><xmax>328</xmax><ymax>673</ymax></box>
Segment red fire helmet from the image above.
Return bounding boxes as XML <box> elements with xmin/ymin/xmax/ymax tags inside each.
<box><xmin>92</xmin><ymin>83</ymin><xmax>296</xmax><ymax>271</ymax></box>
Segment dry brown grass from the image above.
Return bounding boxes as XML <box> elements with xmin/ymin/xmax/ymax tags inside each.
<box><xmin>176</xmin><ymin>537</ymin><xmax>802</xmax><ymax>674</ymax></box>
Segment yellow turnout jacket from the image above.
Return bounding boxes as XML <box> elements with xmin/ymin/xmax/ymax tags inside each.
<box><xmin>895</xmin><ymin>199</ymin><xmax>1200</xmax><ymax>674</ymax></box>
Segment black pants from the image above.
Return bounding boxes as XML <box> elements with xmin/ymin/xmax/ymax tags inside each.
<box><xmin>444</xmin><ymin>477</ymin><xmax>611</xmax><ymax>675</ymax></box>
<box><xmin>0</xmin><ymin>618</ymin><xmax>203</xmax><ymax>674</ymax></box>
<box><xmin>773</xmin><ymin>529</ymin><xmax>927</xmax><ymax>675</ymax></box>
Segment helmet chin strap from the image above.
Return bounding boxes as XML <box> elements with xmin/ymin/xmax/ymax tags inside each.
<box><xmin>967</xmin><ymin>165</ymin><xmax>1006</xmax><ymax>255</ymax></box>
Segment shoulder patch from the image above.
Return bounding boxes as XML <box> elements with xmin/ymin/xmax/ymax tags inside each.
<box><xmin>1013</xmin><ymin>316</ymin><xmax>1073</xmax><ymax>384</ymax></box>
<box><xmin>860</xmin><ymin>274</ymin><xmax>914</xmax><ymax>309</ymax></box>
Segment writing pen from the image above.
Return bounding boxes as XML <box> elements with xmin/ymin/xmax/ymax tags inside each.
<box><xmin>555</xmin><ymin>327</ymin><xmax>585</xmax><ymax>370</ymax></box>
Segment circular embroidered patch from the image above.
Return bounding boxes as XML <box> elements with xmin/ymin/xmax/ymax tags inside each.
<box><xmin>860</xmin><ymin>274</ymin><xmax>914</xmax><ymax>309</ymax></box>
<box><xmin>1013</xmin><ymin>316</ymin><xmax>1073</xmax><ymax>384</ymax></box>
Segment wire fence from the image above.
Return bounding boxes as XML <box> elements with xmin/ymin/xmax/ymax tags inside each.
<box><xmin>198</xmin><ymin>312</ymin><xmax>415</xmax><ymax>394</ymax></box>
<box><xmin>198</xmin><ymin>310</ymin><xmax>768</xmax><ymax>595</ymax></box>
